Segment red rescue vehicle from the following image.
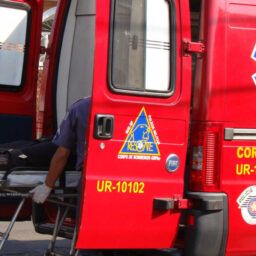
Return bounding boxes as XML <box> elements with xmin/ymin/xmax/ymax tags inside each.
<box><xmin>0</xmin><ymin>0</ymin><xmax>256</xmax><ymax>255</ymax></box>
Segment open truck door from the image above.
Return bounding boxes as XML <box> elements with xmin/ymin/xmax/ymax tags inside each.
<box><xmin>0</xmin><ymin>0</ymin><xmax>42</xmax><ymax>219</ymax></box>
<box><xmin>77</xmin><ymin>0</ymin><xmax>192</xmax><ymax>249</ymax></box>
<box><xmin>0</xmin><ymin>0</ymin><xmax>42</xmax><ymax>143</ymax></box>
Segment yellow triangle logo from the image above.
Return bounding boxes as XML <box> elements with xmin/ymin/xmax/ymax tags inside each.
<box><xmin>119</xmin><ymin>107</ymin><xmax>160</xmax><ymax>156</ymax></box>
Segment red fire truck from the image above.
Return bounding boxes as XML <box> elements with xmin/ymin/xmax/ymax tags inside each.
<box><xmin>0</xmin><ymin>0</ymin><xmax>256</xmax><ymax>255</ymax></box>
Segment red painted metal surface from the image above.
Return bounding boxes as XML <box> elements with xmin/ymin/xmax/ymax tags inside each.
<box><xmin>192</xmin><ymin>0</ymin><xmax>226</xmax><ymax>123</ymax></box>
<box><xmin>76</xmin><ymin>0</ymin><xmax>192</xmax><ymax>249</ymax></box>
<box><xmin>192</xmin><ymin>0</ymin><xmax>256</xmax><ymax>255</ymax></box>
<box><xmin>223</xmin><ymin>135</ymin><xmax>256</xmax><ymax>255</ymax></box>
<box><xmin>37</xmin><ymin>0</ymin><xmax>70</xmax><ymax>137</ymax></box>
<box><xmin>175</xmin><ymin>198</ymin><xmax>193</xmax><ymax>210</ymax></box>
<box><xmin>224</xmin><ymin>2</ymin><xmax>256</xmax><ymax>253</ymax></box>
<box><xmin>183</xmin><ymin>40</ymin><xmax>206</xmax><ymax>55</ymax></box>
<box><xmin>0</xmin><ymin>0</ymin><xmax>43</xmax><ymax>139</ymax></box>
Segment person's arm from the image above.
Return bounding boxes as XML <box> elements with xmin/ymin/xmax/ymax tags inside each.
<box><xmin>45</xmin><ymin>146</ymin><xmax>71</xmax><ymax>188</ymax></box>
<box><xmin>30</xmin><ymin>146</ymin><xmax>71</xmax><ymax>203</ymax></box>
<box><xmin>30</xmin><ymin>103</ymin><xmax>76</xmax><ymax>204</ymax></box>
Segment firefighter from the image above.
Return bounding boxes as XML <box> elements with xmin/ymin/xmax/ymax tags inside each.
<box><xmin>30</xmin><ymin>97</ymin><xmax>91</xmax><ymax>203</ymax></box>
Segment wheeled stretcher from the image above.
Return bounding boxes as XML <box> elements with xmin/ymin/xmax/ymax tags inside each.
<box><xmin>0</xmin><ymin>168</ymin><xmax>81</xmax><ymax>256</ymax></box>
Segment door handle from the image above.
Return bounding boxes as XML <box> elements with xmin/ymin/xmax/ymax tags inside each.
<box><xmin>93</xmin><ymin>114</ymin><xmax>114</xmax><ymax>139</ymax></box>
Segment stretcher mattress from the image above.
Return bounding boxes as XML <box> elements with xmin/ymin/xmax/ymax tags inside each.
<box><xmin>0</xmin><ymin>171</ymin><xmax>81</xmax><ymax>188</ymax></box>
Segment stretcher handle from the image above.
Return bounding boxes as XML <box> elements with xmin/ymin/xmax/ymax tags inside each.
<box><xmin>0</xmin><ymin>188</ymin><xmax>77</xmax><ymax>197</ymax></box>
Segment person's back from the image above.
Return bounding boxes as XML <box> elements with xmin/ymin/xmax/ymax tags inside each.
<box><xmin>53</xmin><ymin>97</ymin><xmax>91</xmax><ymax>171</ymax></box>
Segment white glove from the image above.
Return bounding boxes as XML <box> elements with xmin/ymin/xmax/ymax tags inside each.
<box><xmin>30</xmin><ymin>183</ymin><xmax>52</xmax><ymax>204</ymax></box>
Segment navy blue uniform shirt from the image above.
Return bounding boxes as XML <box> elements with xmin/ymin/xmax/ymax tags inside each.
<box><xmin>52</xmin><ymin>97</ymin><xmax>91</xmax><ymax>171</ymax></box>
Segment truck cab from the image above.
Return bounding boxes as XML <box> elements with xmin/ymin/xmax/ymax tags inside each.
<box><xmin>0</xmin><ymin>0</ymin><xmax>256</xmax><ymax>255</ymax></box>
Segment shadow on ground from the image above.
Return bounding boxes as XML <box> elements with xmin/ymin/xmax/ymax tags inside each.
<box><xmin>0</xmin><ymin>239</ymin><xmax>71</xmax><ymax>256</ymax></box>
<box><xmin>78</xmin><ymin>249</ymin><xmax>182</xmax><ymax>256</ymax></box>
<box><xmin>1</xmin><ymin>241</ymin><xmax>182</xmax><ymax>256</ymax></box>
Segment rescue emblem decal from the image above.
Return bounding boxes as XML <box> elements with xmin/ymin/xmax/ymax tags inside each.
<box><xmin>237</xmin><ymin>186</ymin><xmax>256</xmax><ymax>225</ymax></box>
<box><xmin>251</xmin><ymin>44</ymin><xmax>256</xmax><ymax>86</ymax></box>
<box><xmin>118</xmin><ymin>107</ymin><xmax>160</xmax><ymax>160</ymax></box>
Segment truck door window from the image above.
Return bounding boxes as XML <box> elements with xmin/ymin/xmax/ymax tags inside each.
<box><xmin>0</xmin><ymin>3</ymin><xmax>30</xmax><ymax>90</ymax></box>
<box><xmin>109</xmin><ymin>0</ymin><xmax>176</xmax><ymax>97</ymax></box>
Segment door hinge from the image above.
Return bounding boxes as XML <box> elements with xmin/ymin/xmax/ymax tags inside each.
<box><xmin>183</xmin><ymin>39</ymin><xmax>206</xmax><ymax>56</ymax></box>
<box><xmin>153</xmin><ymin>198</ymin><xmax>193</xmax><ymax>210</ymax></box>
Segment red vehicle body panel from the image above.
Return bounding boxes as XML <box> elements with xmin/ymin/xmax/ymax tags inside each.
<box><xmin>76</xmin><ymin>0</ymin><xmax>192</xmax><ymax>249</ymax></box>
<box><xmin>224</xmin><ymin>0</ymin><xmax>256</xmax><ymax>254</ymax></box>
<box><xmin>192</xmin><ymin>0</ymin><xmax>256</xmax><ymax>255</ymax></box>
<box><xmin>0</xmin><ymin>0</ymin><xmax>42</xmax><ymax>142</ymax></box>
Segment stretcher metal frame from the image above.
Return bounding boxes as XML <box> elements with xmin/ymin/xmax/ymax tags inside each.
<box><xmin>0</xmin><ymin>170</ymin><xmax>80</xmax><ymax>256</ymax></box>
